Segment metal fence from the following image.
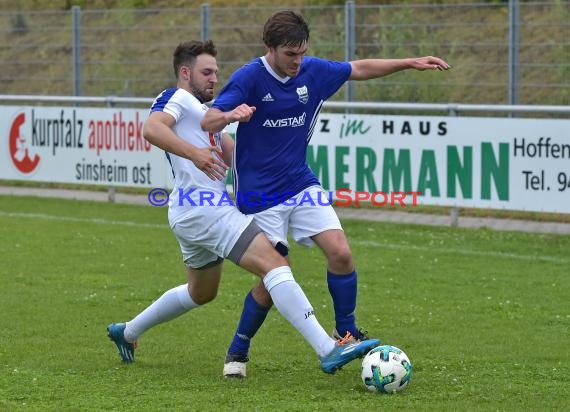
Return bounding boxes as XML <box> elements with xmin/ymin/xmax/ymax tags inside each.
<box><xmin>1</xmin><ymin>1</ymin><xmax>569</xmax><ymax>105</ymax></box>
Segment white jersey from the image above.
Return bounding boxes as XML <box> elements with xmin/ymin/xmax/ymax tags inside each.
<box><xmin>149</xmin><ymin>87</ymin><xmax>227</xmax><ymax>227</ymax></box>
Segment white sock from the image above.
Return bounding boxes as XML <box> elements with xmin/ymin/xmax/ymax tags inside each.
<box><xmin>124</xmin><ymin>284</ymin><xmax>198</xmax><ymax>342</ymax></box>
<box><xmin>263</xmin><ymin>266</ymin><xmax>335</xmax><ymax>358</ymax></box>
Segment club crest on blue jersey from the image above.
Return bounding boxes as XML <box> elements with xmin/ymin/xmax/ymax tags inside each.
<box><xmin>296</xmin><ymin>86</ymin><xmax>309</xmax><ymax>104</ymax></box>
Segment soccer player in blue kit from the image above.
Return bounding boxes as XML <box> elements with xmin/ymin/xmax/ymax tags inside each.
<box><xmin>106</xmin><ymin>39</ymin><xmax>380</xmax><ymax>374</ymax></box>
<box><xmin>201</xmin><ymin>10</ymin><xmax>450</xmax><ymax>377</ymax></box>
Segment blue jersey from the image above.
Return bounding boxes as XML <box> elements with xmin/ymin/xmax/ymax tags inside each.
<box><xmin>212</xmin><ymin>56</ymin><xmax>351</xmax><ymax>214</ymax></box>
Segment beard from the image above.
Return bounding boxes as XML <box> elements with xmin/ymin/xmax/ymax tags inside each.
<box><xmin>190</xmin><ymin>85</ymin><xmax>213</xmax><ymax>104</ymax></box>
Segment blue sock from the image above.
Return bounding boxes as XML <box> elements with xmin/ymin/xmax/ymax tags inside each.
<box><xmin>327</xmin><ymin>270</ymin><xmax>358</xmax><ymax>338</ymax></box>
<box><xmin>227</xmin><ymin>290</ymin><xmax>270</xmax><ymax>356</ymax></box>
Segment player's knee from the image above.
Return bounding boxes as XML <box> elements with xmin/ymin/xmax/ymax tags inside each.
<box><xmin>266</xmin><ymin>252</ymin><xmax>288</xmax><ymax>268</ymax></box>
<box><xmin>190</xmin><ymin>288</ymin><xmax>218</xmax><ymax>305</ymax></box>
<box><xmin>262</xmin><ymin>242</ymin><xmax>289</xmax><ymax>268</ymax></box>
<box><xmin>328</xmin><ymin>245</ymin><xmax>353</xmax><ymax>269</ymax></box>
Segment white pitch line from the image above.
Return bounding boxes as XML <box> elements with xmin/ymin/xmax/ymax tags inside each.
<box><xmin>0</xmin><ymin>210</ymin><xmax>168</xmax><ymax>229</ymax></box>
<box><xmin>352</xmin><ymin>239</ymin><xmax>568</xmax><ymax>264</ymax></box>
<box><xmin>1</xmin><ymin>210</ymin><xmax>566</xmax><ymax>264</ymax></box>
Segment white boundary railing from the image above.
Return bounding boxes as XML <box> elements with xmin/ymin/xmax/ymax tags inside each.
<box><xmin>2</xmin><ymin>95</ymin><xmax>570</xmax><ymax>115</ymax></box>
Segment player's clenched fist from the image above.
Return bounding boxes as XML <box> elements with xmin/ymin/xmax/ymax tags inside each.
<box><xmin>227</xmin><ymin>104</ymin><xmax>256</xmax><ymax>123</ymax></box>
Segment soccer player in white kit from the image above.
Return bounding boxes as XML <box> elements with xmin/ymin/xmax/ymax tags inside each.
<box><xmin>201</xmin><ymin>11</ymin><xmax>450</xmax><ymax>378</ymax></box>
<box><xmin>106</xmin><ymin>39</ymin><xmax>379</xmax><ymax>374</ymax></box>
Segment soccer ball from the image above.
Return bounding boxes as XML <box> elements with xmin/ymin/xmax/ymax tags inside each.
<box><xmin>361</xmin><ymin>344</ymin><xmax>413</xmax><ymax>393</ymax></box>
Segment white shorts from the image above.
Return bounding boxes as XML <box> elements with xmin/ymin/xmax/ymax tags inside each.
<box><xmin>253</xmin><ymin>185</ymin><xmax>342</xmax><ymax>249</ymax></box>
<box><xmin>171</xmin><ymin>205</ymin><xmax>256</xmax><ymax>269</ymax></box>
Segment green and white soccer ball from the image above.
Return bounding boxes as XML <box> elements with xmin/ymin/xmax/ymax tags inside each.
<box><xmin>361</xmin><ymin>345</ymin><xmax>413</xmax><ymax>393</ymax></box>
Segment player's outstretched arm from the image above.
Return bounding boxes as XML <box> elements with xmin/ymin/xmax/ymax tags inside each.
<box><xmin>144</xmin><ymin>111</ymin><xmax>227</xmax><ymax>181</ymax></box>
<box><xmin>349</xmin><ymin>56</ymin><xmax>450</xmax><ymax>81</ymax></box>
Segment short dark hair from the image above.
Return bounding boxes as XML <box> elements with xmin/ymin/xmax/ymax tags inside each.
<box><xmin>262</xmin><ymin>10</ymin><xmax>310</xmax><ymax>49</ymax></box>
<box><xmin>172</xmin><ymin>39</ymin><xmax>217</xmax><ymax>77</ymax></box>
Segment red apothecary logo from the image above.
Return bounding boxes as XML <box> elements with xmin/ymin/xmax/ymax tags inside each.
<box><xmin>9</xmin><ymin>112</ymin><xmax>40</xmax><ymax>174</ymax></box>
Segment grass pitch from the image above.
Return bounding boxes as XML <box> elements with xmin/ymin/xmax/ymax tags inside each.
<box><xmin>1</xmin><ymin>195</ymin><xmax>568</xmax><ymax>411</ymax></box>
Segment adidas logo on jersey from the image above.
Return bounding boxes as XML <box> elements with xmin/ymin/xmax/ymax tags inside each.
<box><xmin>262</xmin><ymin>93</ymin><xmax>274</xmax><ymax>102</ymax></box>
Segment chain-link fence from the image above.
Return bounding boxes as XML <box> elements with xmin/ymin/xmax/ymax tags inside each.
<box><xmin>1</xmin><ymin>1</ymin><xmax>568</xmax><ymax>105</ymax></box>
